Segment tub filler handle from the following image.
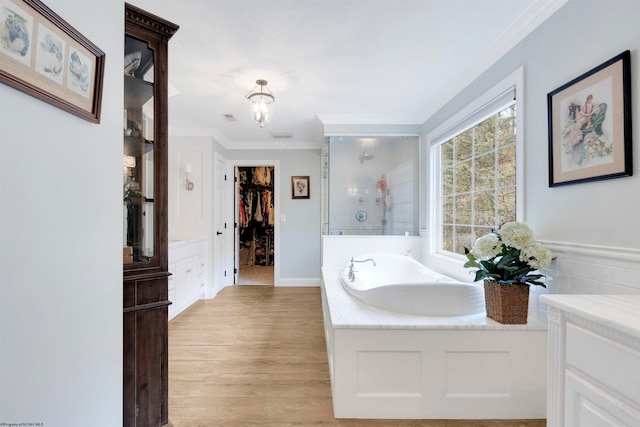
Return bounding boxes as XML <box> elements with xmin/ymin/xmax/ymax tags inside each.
<box><xmin>348</xmin><ymin>257</ymin><xmax>376</xmax><ymax>282</ymax></box>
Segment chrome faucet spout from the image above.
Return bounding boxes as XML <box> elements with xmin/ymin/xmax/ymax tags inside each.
<box><xmin>347</xmin><ymin>257</ymin><xmax>376</xmax><ymax>282</ymax></box>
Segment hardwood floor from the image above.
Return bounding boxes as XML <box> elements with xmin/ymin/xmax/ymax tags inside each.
<box><xmin>238</xmin><ymin>265</ymin><xmax>274</xmax><ymax>285</ymax></box>
<box><xmin>168</xmin><ymin>286</ymin><xmax>546</xmax><ymax>427</ymax></box>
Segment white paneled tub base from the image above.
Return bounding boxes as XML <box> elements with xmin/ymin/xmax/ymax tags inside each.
<box><xmin>321</xmin><ymin>266</ymin><xmax>547</xmax><ymax>419</ymax></box>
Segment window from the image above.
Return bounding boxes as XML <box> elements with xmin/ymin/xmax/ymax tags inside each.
<box><xmin>428</xmin><ymin>68</ymin><xmax>523</xmax><ymax>258</ymax></box>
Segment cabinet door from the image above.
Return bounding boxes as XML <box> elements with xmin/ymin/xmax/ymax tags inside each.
<box><xmin>123</xmin><ymin>275</ymin><xmax>169</xmax><ymax>427</ymax></box>
<box><xmin>123</xmin><ymin>306</ymin><xmax>168</xmax><ymax>427</ymax></box>
<box><xmin>174</xmin><ymin>259</ymin><xmax>195</xmax><ymax>312</ymax></box>
<box><xmin>123</xmin><ymin>33</ymin><xmax>156</xmax><ymax>264</ymax></box>
<box><xmin>134</xmin><ymin>305</ymin><xmax>168</xmax><ymax>426</ymax></box>
<box><xmin>565</xmin><ymin>371</ymin><xmax>640</xmax><ymax>426</ymax></box>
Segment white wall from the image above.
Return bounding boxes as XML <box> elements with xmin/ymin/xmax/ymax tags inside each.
<box><xmin>422</xmin><ymin>0</ymin><xmax>640</xmax><ymax>297</ymax></box>
<box><xmin>225</xmin><ymin>148</ymin><xmax>322</xmax><ymax>281</ymax></box>
<box><xmin>168</xmin><ymin>140</ymin><xmax>322</xmax><ymax>284</ymax></box>
<box><xmin>169</xmin><ymin>135</ymin><xmax>213</xmax><ymax>240</ymax></box>
<box><xmin>0</xmin><ymin>1</ymin><xmax>123</xmax><ymax>425</ymax></box>
<box><xmin>423</xmin><ymin>0</ymin><xmax>640</xmax><ymax>250</ymax></box>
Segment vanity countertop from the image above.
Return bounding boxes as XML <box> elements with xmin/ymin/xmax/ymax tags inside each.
<box><xmin>541</xmin><ymin>294</ymin><xmax>640</xmax><ymax>339</ymax></box>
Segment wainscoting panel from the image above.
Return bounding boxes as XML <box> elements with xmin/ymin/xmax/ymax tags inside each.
<box><xmin>539</xmin><ymin>241</ymin><xmax>640</xmax><ymax>295</ymax></box>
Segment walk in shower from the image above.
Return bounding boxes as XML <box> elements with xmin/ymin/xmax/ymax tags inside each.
<box><xmin>321</xmin><ymin>135</ymin><xmax>420</xmax><ymax>235</ymax></box>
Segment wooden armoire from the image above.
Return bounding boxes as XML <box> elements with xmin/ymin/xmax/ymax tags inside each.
<box><xmin>123</xmin><ymin>4</ymin><xmax>178</xmax><ymax>426</ymax></box>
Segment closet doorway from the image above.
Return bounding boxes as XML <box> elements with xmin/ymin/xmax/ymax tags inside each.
<box><xmin>234</xmin><ymin>163</ymin><xmax>278</xmax><ymax>286</ymax></box>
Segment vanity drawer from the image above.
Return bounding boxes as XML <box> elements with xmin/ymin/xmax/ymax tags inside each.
<box><xmin>566</xmin><ymin>322</ymin><xmax>640</xmax><ymax>406</ymax></box>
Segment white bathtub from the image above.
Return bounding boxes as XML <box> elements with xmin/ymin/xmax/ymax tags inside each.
<box><xmin>341</xmin><ymin>253</ymin><xmax>485</xmax><ymax>316</ymax></box>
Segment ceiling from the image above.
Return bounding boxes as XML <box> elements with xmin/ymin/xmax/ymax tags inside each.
<box><xmin>128</xmin><ymin>0</ymin><xmax>567</xmax><ymax>149</ymax></box>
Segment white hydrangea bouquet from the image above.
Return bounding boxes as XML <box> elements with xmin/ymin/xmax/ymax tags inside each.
<box><xmin>464</xmin><ymin>222</ymin><xmax>552</xmax><ymax>287</ymax></box>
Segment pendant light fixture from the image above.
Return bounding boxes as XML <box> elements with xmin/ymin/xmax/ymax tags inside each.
<box><xmin>246</xmin><ymin>79</ymin><xmax>274</xmax><ymax>127</ymax></box>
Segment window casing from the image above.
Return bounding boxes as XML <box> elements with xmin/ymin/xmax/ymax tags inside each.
<box><xmin>428</xmin><ymin>67</ymin><xmax>523</xmax><ymax>259</ymax></box>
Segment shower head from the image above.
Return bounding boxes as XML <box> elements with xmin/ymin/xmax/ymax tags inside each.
<box><xmin>359</xmin><ymin>152</ymin><xmax>375</xmax><ymax>163</ymax></box>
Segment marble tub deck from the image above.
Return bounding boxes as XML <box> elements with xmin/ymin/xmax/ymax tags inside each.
<box><xmin>322</xmin><ymin>266</ymin><xmax>548</xmax><ymax>330</ymax></box>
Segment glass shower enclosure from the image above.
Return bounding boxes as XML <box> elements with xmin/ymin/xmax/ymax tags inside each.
<box><xmin>322</xmin><ymin>135</ymin><xmax>420</xmax><ymax>236</ymax></box>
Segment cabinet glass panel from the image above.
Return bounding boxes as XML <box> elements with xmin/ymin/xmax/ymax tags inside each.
<box><xmin>124</xmin><ymin>35</ymin><xmax>155</xmax><ymax>263</ymax></box>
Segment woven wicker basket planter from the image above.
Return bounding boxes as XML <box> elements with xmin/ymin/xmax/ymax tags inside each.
<box><xmin>483</xmin><ymin>280</ymin><xmax>530</xmax><ymax>324</ymax></box>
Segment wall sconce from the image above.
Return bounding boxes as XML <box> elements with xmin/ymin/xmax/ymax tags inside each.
<box><xmin>184</xmin><ymin>164</ymin><xmax>194</xmax><ymax>191</ymax></box>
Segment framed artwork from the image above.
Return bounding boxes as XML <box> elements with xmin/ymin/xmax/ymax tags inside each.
<box><xmin>548</xmin><ymin>50</ymin><xmax>632</xmax><ymax>187</ymax></box>
<box><xmin>291</xmin><ymin>176</ymin><xmax>309</xmax><ymax>199</ymax></box>
<box><xmin>0</xmin><ymin>0</ymin><xmax>105</xmax><ymax>123</ymax></box>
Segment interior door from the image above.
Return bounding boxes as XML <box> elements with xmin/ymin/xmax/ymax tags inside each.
<box><xmin>213</xmin><ymin>154</ymin><xmax>228</xmax><ymax>293</ymax></box>
<box><xmin>234</xmin><ymin>167</ymin><xmax>240</xmax><ymax>284</ymax></box>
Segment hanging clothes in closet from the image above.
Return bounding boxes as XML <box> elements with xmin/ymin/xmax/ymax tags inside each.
<box><xmin>238</xmin><ymin>187</ymin><xmax>274</xmax><ymax>229</ymax></box>
<box><xmin>238</xmin><ymin>167</ymin><xmax>275</xmax><ymax>266</ymax></box>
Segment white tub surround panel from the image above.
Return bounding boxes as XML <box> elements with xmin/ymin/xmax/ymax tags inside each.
<box><xmin>169</xmin><ymin>239</ymin><xmax>208</xmax><ymax>320</ymax></box>
<box><xmin>542</xmin><ymin>295</ymin><xmax>640</xmax><ymax>427</ymax></box>
<box><xmin>321</xmin><ymin>236</ymin><xmax>547</xmax><ymax>420</ymax></box>
<box><xmin>321</xmin><ymin>267</ymin><xmax>547</xmax><ymax>419</ymax></box>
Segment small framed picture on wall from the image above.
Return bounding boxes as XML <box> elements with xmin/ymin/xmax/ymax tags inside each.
<box><xmin>291</xmin><ymin>176</ymin><xmax>309</xmax><ymax>199</ymax></box>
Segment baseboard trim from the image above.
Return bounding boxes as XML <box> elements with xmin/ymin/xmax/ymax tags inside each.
<box><xmin>277</xmin><ymin>278</ymin><xmax>321</xmax><ymax>287</ymax></box>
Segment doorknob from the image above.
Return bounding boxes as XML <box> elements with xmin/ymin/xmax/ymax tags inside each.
<box><xmin>216</xmin><ymin>231</ymin><xmax>223</xmax><ymax>235</ymax></box>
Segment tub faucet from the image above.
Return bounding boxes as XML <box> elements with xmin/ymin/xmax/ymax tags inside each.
<box><xmin>348</xmin><ymin>257</ymin><xmax>376</xmax><ymax>282</ymax></box>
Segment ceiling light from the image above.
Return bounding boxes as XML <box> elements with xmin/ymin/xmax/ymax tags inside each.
<box><xmin>246</xmin><ymin>79</ymin><xmax>274</xmax><ymax>128</ymax></box>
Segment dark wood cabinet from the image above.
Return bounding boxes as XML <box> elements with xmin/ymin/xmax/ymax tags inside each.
<box><xmin>123</xmin><ymin>4</ymin><xmax>178</xmax><ymax>427</ymax></box>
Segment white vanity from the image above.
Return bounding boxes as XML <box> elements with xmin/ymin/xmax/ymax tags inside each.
<box><xmin>542</xmin><ymin>295</ymin><xmax>640</xmax><ymax>427</ymax></box>
<box><xmin>168</xmin><ymin>239</ymin><xmax>208</xmax><ymax>320</ymax></box>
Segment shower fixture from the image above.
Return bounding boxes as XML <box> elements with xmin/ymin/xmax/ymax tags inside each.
<box><xmin>359</xmin><ymin>151</ymin><xmax>375</xmax><ymax>163</ymax></box>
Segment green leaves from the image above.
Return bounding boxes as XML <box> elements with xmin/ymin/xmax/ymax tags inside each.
<box><xmin>464</xmin><ymin>243</ymin><xmax>547</xmax><ymax>287</ymax></box>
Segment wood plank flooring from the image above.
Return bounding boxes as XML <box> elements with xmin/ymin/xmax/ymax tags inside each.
<box><xmin>168</xmin><ymin>285</ymin><xmax>546</xmax><ymax>427</ymax></box>
<box><xmin>238</xmin><ymin>265</ymin><xmax>274</xmax><ymax>285</ymax></box>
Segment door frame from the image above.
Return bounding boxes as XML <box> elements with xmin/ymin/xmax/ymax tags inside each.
<box><xmin>231</xmin><ymin>160</ymin><xmax>280</xmax><ymax>286</ymax></box>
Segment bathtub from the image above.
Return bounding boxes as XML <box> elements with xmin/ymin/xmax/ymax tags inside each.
<box><xmin>321</xmin><ymin>238</ymin><xmax>547</xmax><ymax>420</ymax></box>
<box><xmin>341</xmin><ymin>253</ymin><xmax>485</xmax><ymax>316</ymax></box>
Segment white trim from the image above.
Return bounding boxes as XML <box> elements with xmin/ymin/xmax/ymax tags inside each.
<box><xmin>168</xmin><ymin>127</ymin><xmax>320</xmax><ymax>150</ymax></box>
<box><xmin>418</xmin><ymin>0</ymin><xmax>567</xmax><ymax>123</ymax></box>
<box><xmin>427</xmin><ymin>67</ymin><xmax>523</xmax><ymax>145</ymax></box>
<box><xmin>277</xmin><ymin>278</ymin><xmax>321</xmax><ymax>287</ymax></box>
<box><xmin>230</xmin><ymin>160</ymin><xmax>281</xmax><ymax>286</ymax></box>
<box><xmin>540</xmin><ymin>240</ymin><xmax>640</xmax><ymax>265</ymax></box>
<box><xmin>316</xmin><ymin>113</ymin><xmax>422</xmax><ymax>125</ymax></box>
<box><xmin>229</xmin><ymin>140</ymin><xmax>321</xmax><ymax>150</ymax></box>
<box><xmin>428</xmin><ymin>88</ymin><xmax>515</xmax><ymax>147</ymax></box>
